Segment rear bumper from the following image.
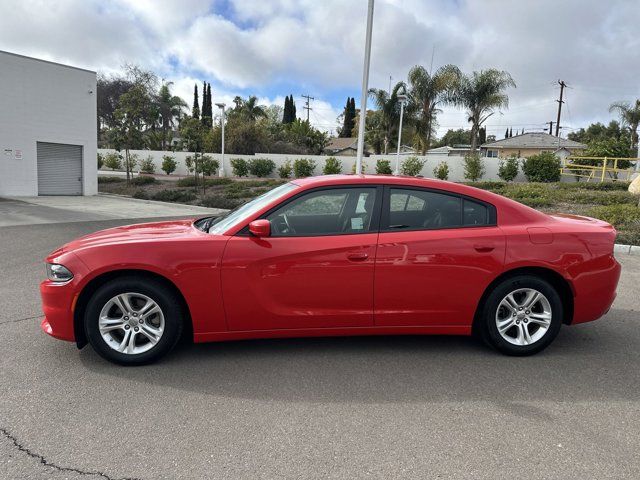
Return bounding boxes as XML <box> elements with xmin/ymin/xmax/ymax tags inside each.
<box><xmin>40</xmin><ymin>279</ymin><xmax>77</xmax><ymax>342</ymax></box>
<box><xmin>571</xmin><ymin>255</ymin><xmax>621</xmax><ymax>325</ymax></box>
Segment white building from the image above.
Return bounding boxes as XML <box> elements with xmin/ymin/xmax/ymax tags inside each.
<box><xmin>0</xmin><ymin>51</ymin><xmax>97</xmax><ymax>196</ymax></box>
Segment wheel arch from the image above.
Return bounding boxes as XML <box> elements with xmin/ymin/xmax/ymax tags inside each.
<box><xmin>73</xmin><ymin>269</ymin><xmax>193</xmax><ymax>349</ymax></box>
<box><xmin>472</xmin><ymin>266</ymin><xmax>575</xmax><ymax>336</ymax></box>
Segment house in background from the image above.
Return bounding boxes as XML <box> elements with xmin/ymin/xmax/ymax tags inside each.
<box><xmin>427</xmin><ymin>144</ymin><xmax>472</xmax><ymax>157</ymax></box>
<box><xmin>480</xmin><ymin>132</ymin><xmax>586</xmax><ymax>159</ymax></box>
<box><xmin>324</xmin><ymin>137</ymin><xmax>358</xmax><ymax>156</ymax></box>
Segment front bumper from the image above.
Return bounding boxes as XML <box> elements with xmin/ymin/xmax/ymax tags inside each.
<box><xmin>40</xmin><ymin>279</ymin><xmax>78</xmax><ymax>342</ymax></box>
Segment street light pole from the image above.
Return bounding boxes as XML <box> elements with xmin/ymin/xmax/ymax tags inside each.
<box><xmin>395</xmin><ymin>94</ymin><xmax>407</xmax><ymax>175</ymax></box>
<box><xmin>215</xmin><ymin>103</ymin><xmax>226</xmax><ymax>177</ymax></box>
<box><xmin>355</xmin><ymin>0</ymin><xmax>375</xmax><ymax>175</ymax></box>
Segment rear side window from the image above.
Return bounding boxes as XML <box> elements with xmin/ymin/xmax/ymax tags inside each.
<box><xmin>463</xmin><ymin>199</ymin><xmax>489</xmax><ymax>225</ymax></box>
<box><xmin>388</xmin><ymin>188</ymin><xmax>461</xmax><ymax>229</ymax></box>
<box><xmin>385</xmin><ymin>188</ymin><xmax>495</xmax><ymax>230</ymax></box>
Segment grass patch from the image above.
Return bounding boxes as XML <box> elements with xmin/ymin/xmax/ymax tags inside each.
<box><xmin>151</xmin><ymin>189</ymin><xmax>197</xmax><ymax>203</ymax></box>
<box><xmin>130</xmin><ymin>176</ymin><xmax>157</xmax><ymax>186</ymax></box>
<box><xmin>201</xmin><ymin>195</ymin><xmax>244</xmax><ymax>209</ymax></box>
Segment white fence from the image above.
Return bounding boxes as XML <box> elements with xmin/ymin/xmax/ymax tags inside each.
<box><xmin>98</xmin><ymin>149</ymin><xmax>530</xmax><ymax>183</ymax></box>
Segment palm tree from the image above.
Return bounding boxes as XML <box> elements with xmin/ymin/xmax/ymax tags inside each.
<box><xmin>407</xmin><ymin>64</ymin><xmax>461</xmax><ymax>154</ymax></box>
<box><xmin>609</xmin><ymin>99</ymin><xmax>640</xmax><ymax>151</ymax></box>
<box><xmin>156</xmin><ymin>82</ymin><xmax>187</xmax><ymax>150</ymax></box>
<box><xmin>368</xmin><ymin>82</ymin><xmax>406</xmax><ymax>154</ymax></box>
<box><xmin>451</xmin><ymin>70</ymin><xmax>516</xmax><ymax>151</ymax></box>
<box><xmin>232</xmin><ymin>95</ymin><xmax>268</xmax><ymax>121</ymax></box>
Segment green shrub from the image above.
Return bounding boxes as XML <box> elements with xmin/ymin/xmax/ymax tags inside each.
<box><xmin>323</xmin><ymin>157</ymin><xmax>342</xmax><ymax>175</ymax></box>
<box><xmin>127</xmin><ymin>153</ymin><xmax>139</xmax><ymax>172</ymax></box>
<box><xmin>97</xmin><ymin>153</ymin><xmax>104</xmax><ymax>170</ymax></box>
<box><xmin>433</xmin><ymin>161</ymin><xmax>449</xmax><ymax>180</ymax></box>
<box><xmin>230</xmin><ymin>158</ymin><xmax>249</xmax><ymax>177</ymax></box>
<box><xmin>139</xmin><ymin>155</ymin><xmax>155</xmax><ymax>174</ymax></box>
<box><xmin>522</xmin><ymin>152</ymin><xmax>561</xmax><ymax>182</ymax></box>
<box><xmin>557</xmin><ymin>181</ymin><xmax>631</xmax><ymax>191</ymax></box>
<box><xmin>293</xmin><ymin>158</ymin><xmax>316</xmax><ymax>177</ymax></box>
<box><xmin>463</xmin><ymin>153</ymin><xmax>485</xmax><ymax>182</ymax></box>
<box><xmin>248</xmin><ymin>158</ymin><xmax>276</xmax><ymax>177</ymax></box>
<box><xmin>376</xmin><ymin>159</ymin><xmax>393</xmax><ymax>175</ymax></box>
<box><xmin>498</xmin><ymin>155</ymin><xmax>519</xmax><ymax>182</ymax></box>
<box><xmin>132</xmin><ymin>189</ymin><xmax>149</xmax><ymax>199</ymax></box>
<box><xmin>161</xmin><ymin>155</ymin><xmax>177</xmax><ymax>175</ymax></box>
<box><xmin>501</xmin><ymin>183</ymin><xmax>555</xmax><ymax>207</ymax></box>
<box><xmin>103</xmin><ymin>152</ymin><xmax>123</xmax><ymax>171</ymax></box>
<box><xmin>97</xmin><ymin>176</ymin><xmax>124</xmax><ymax>184</ymax></box>
<box><xmin>587</xmin><ymin>204</ymin><xmax>640</xmax><ymax>227</ymax></box>
<box><xmin>278</xmin><ymin>161</ymin><xmax>292</xmax><ymax>179</ymax></box>
<box><xmin>201</xmin><ymin>195</ymin><xmax>244</xmax><ymax>209</ymax></box>
<box><xmin>465</xmin><ymin>181</ymin><xmax>507</xmax><ymax>194</ymax></box>
<box><xmin>131</xmin><ymin>175</ymin><xmax>157</xmax><ymax>186</ymax></box>
<box><xmin>200</xmin><ymin>155</ymin><xmax>220</xmax><ymax>177</ymax></box>
<box><xmin>401</xmin><ymin>156</ymin><xmax>425</xmax><ymax>176</ymax></box>
<box><xmin>151</xmin><ymin>189</ymin><xmax>197</xmax><ymax>203</ymax></box>
<box><xmin>351</xmin><ymin>160</ymin><xmax>368</xmax><ymax>174</ymax></box>
<box><xmin>562</xmin><ymin>189</ymin><xmax>636</xmax><ymax>206</ymax></box>
<box><xmin>176</xmin><ymin>176</ymin><xmax>233</xmax><ymax>187</ymax></box>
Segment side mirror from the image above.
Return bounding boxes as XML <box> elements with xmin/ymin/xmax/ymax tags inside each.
<box><xmin>249</xmin><ymin>219</ymin><xmax>271</xmax><ymax>237</ymax></box>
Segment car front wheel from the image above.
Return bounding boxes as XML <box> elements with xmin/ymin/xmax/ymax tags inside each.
<box><xmin>84</xmin><ymin>277</ymin><xmax>183</xmax><ymax>365</ymax></box>
<box><xmin>481</xmin><ymin>275</ymin><xmax>562</xmax><ymax>356</ymax></box>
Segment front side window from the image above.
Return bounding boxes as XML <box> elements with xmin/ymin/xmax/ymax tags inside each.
<box><xmin>266</xmin><ymin>187</ymin><xmax>378</xmax><ymax>236</ymax></box>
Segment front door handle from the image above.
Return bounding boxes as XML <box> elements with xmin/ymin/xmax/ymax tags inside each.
<box><xmin>474</xmin><ymin>244</ymin><xmax>495</xmax><ymax>253</ymax></box>
<box><xmin>347</xmin><ymin>252</ymin><xmax>369</xmax><ymax>261</ymax></box>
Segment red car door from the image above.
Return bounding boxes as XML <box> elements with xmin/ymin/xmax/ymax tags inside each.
<box><xmin>374</xmin><ymin>186</ymin><xmax>505</xmax><ymax>327</ymax></box>
<box><xmin>222</xmin><ymin>186</ymin><xmax>382</xmax><ymax>331</ymax></box>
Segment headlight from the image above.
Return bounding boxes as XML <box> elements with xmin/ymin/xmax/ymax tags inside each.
<box><xmin>46</xmin><ymin>263</ymin><xmax>74</xmax><ymax>282</ymax></box>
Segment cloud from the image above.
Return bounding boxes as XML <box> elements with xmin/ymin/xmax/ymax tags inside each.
<box><xmin>1</xmin><ymin>0</ymin><xmax>639</xmax><ymax>137</ymax></box>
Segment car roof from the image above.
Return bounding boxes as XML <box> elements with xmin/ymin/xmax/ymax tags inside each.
<box><xmin>290</xmin><ymin>175</ymin><xmax>548</xmax><ymax>225</ymax></box>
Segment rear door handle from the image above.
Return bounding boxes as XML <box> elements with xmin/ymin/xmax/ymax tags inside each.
<box><xmin>347</xmin><ymin>252</ymin><xmax>369</xmax><ymax>261</ymax></box>
<box><xmin>474</xmin><ymin>244</ymin><xmax>494</xmax><ymax>253</ymax></box>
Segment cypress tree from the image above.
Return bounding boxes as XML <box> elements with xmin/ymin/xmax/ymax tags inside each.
<box><xmin>505</xmin><ymin>128</ymin><xmax>509</xmax><ymax>139</ymax></box>
<box><xmin>290</xmin><ymin>95</ymin><xmax>296</xmax><ymax>121</ymax></box>
<box><xmin>340</xmin><ymin>97</ymin><xmax>356</xmax><ymax>137</ymax></box>
<box><xmin>283</xmin><ymin>96</ymin><xmax>290</xmax><ymax>124</ymax></box>
<box><xmin>192</xmin><ymin>84</ymin><xmax>200</xmax><ymax>120</ymax></box>
<box><xmin>521</xmin><ymin>128</ymin><xmax>525</xmax><ymax>135</ymax></box>
<box><xmin>349</xmin><ymin>98</ymin><xmax>356</xmax><ymax>135</ymax></box>
<box><xmin>509</xmin><ymin>127</ymin><xmax>513</xmax><ymax>138</ymax></box>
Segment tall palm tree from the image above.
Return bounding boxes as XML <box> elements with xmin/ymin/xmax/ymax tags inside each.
<box><xmin>232</xmin><ymin>95</ymin><xmax>268</xmax><ymax>121</ymax></box>
<box><xmin>156</xmin><ymin>82</ymin><xmax>187</xmax><ymax>150</ymax></box>
<box><xmin>451</xmin><ymin>70</ymin><xmax>516</xmax><ymax>151</ymax></box>
<box><xmin>368</xmin><ymin>82</ymin><xmax>406</xmax><ymax>154</ymax></box>
<box><xmin>407</xmin><ymin>64</ymin><xmax>461</xmax><ymax>154</ymax></box>
<box><xmin>609</xmin><ymin>99</ymin><xmax>640</xmax><ymax>151</ymax></box>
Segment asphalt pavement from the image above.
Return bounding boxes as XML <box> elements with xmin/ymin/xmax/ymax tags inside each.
<box><xmin>1</xmin><ymin>215</ymin><xmax>639</xmax><ymax>479</ymax></box>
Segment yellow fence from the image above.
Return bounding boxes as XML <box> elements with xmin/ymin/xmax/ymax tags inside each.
<box><xmin>560</xmin><ymin>156</ymin><xmax>639</xmax><ymax>182</ymax></box>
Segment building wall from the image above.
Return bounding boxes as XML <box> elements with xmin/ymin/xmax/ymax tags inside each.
<box><xmin>0</xmin><ymin>51</ymin><xmax>97</xmax><ymax>196</ymax></box>
<box><xmin>486</xmin><ymin>147</ymin><xmax>583</xmax><ymax>159</ymax></box>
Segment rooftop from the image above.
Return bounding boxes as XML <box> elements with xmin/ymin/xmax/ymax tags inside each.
<box><xmin>481</xmin><ymin>132</ymin><xmax>586</xmax><ymax>149</ymax></box>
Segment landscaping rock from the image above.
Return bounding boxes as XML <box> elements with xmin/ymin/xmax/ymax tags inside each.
<box><xmin>629</xmin><ymin>174</ymin><xmax>640</xmax><ymax>195</ymax></box>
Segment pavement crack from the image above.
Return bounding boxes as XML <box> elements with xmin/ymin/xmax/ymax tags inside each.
<box><xmin>0</xmin><ymin>314</ymin><xmax>41</xmax><ymax>326</ymax></box>
<box><xmin>0</xmin><ymin>426</ymin><xmax>141</xmax><ymax>480</ymax></box>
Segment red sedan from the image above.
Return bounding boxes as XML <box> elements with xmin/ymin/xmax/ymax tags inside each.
<box><xmin>40</xmin><ymin>175</ymin><xmax>621</xmax><ymax>364</ymax></box>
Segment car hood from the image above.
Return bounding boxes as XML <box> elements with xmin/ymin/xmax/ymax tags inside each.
<box><xmin>60</xmin><ymin>219</ymin><xmax>202</xmax><ymax>252</ymax></box>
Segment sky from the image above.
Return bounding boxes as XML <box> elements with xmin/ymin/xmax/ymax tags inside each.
<box><xmin>1</xmin><ymin>0</ymin><xmax>639</xmax><ymax>138</ymax></box>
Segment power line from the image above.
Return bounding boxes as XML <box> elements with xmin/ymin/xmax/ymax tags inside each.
<box><xmin>301</xmin><ymin>94</ymin><xmax>314</xmax><ymax>122</ymax></box>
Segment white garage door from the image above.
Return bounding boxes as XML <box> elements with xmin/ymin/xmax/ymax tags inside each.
<box><xmin>37</xmin><ymin>142</ymin><xmax>83</xmax><ymax>195</ymax></box>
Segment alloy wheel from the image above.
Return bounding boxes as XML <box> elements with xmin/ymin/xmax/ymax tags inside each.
<box><xmin>495</xmin><ymin>288</ymin><xmax>552</xmax><ymax>346</ymax></box>
<box><xmin>98</xmin><ymin>292</ymin><xmax>165</xmax><ymax>355</ymax></box>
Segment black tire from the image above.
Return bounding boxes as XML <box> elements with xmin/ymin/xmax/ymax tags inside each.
<box><xmin>479</xmin><ymin>275</ymin><xmax>562</xmax><ymax>356</ymax></box>
<box><xmin>84</xmin><ymin>276</ymin><xmax>184</xmax><ymax>365</ymax></box>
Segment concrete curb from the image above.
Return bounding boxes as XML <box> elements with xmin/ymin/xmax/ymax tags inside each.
<box><xmin>615</xmin><ymin>244</ymin><xmax>640</xmax><ymax>256</ymax></box>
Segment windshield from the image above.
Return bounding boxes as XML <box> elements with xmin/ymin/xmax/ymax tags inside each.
<box><xmin>208</xmin><ymin>182</ymin><xmax>298</xmax><ymax>234</ymax></box>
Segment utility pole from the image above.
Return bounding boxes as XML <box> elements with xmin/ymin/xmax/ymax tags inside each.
<box><xmin>355</xmin><ymin>0</ymin><xmax>375</xmax><ymax>175</ymax></box>
<box><xmin>555</xmin><ymin>80</ymin><xmax>566</xmax><ymax>137</ymax></box>
<box><xmin>548</xmin><ymin>121</ymin><xmax>556</xmax><ymax>135</ymax></box>
<box><xmin>301</xmin><ymin>94</ymin><xmax>314</xmax><ymax>122</ymax></box>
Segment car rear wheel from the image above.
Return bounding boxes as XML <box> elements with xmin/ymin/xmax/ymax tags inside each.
<box><xmin>84</xmin><ymin>277</ymin><xmax>183</xmax><ymax>365</ymax></box>
<box><xmin>480</xmin><ymin>275</ymin><xmax>562</xmax><ymax>356</ymax></box>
